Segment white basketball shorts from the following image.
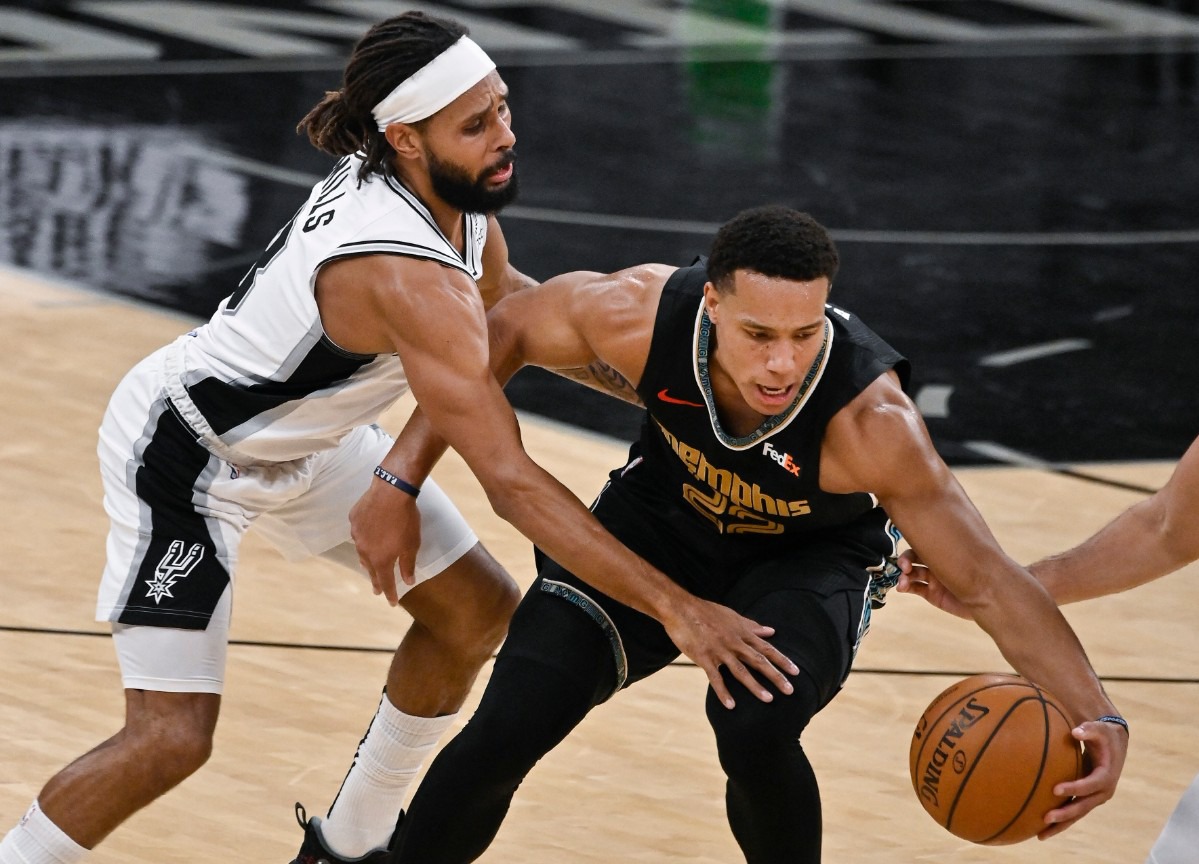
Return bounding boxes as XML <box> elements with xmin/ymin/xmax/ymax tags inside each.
<box><xmin>96</xmin><ymin>348</ymin><xmax>478</xmax><ymax>693</ymax></box>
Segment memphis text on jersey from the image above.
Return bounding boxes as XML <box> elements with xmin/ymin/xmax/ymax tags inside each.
<box><xmin>657</xmin><ymin>420</ymin><xmax>811</xmax><ymax>535</ymax></box>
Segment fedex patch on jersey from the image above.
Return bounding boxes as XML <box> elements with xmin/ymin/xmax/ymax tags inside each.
<box><xmin>763</xmin><ymin>441</ymin><xmax>800</xmax><ymax>477</ymax></box>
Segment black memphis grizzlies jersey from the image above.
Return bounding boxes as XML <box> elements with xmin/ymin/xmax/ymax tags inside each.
<box><xmin>612</xmin><ymin>261</ymin><xmax>911</xmax><ymax>558</ymax></box>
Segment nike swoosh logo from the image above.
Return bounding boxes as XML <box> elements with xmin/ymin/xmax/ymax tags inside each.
<box><xmin>657</xmin><ymin>388</ymin><xmax>704</xmax><ymax>408</ymax></box>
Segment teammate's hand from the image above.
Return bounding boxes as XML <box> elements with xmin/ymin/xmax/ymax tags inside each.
<box><xmin>1037</xmin><ymin>718</ymin><xmax>1128</xmax><ymax>839</ymax></box>
<box><xmin>894</xmin><ymin>548</ymin><xmax>974</xmax><ymax>620</ymax></box>
<box><xmin>349</xmin><ymin>476</ymin><xmax>421</xmax><ymax>605</ymax></box>
<box><xmin>663</xmin><ymin>597</ymin><xmax>799</xmax><ymax>709</ymax></box>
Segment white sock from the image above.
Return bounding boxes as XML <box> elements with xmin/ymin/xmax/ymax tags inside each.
<box><xmin>0</xmin><ymin>802</ymin><xmax>87</xmax><ymax>864</ymax></box>
<box><xmin>320</xmin><ymin>693</ymin><xmax>456</xmax><ymax>859</ymax></box>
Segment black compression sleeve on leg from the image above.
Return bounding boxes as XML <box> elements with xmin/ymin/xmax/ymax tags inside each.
<box><xmin>709</xmin><ymin>671</ymin><xmax>825</xmax><ymax>864</ymax></box>
<box><xmin>394</xmin><ymin>590</ymin><xmax>616</xmax><ymax>863</ymax></box>
<box><xmin>704</xmin><ymin>587</ymin><xmax>856</xmax><ymax>864</ymax></box>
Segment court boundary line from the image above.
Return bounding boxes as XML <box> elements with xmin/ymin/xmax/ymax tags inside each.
<box><xmin>961</xmin><ymin>441</ymin><xmax>1163</xmax><ymax>494</ymax></box>
<box><xmin>1</xmin><ymin>625</ymin><xmax>1192</xmax><ymax>685</ymax></box>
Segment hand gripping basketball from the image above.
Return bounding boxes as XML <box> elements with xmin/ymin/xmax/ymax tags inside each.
<box><xmin>909</xmin><ymin>673</ymin><xmax>1083</xmax><ymax>845</ymax></box>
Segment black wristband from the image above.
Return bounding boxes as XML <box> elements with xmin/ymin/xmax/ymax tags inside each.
<box><xmin>1096</xmin><ymin>714</ymin><xmax>1129</xmax><ymax>734</ymax></box>
<box><xmin>373</xmin><ymin>465</ymin><xmax>420</xmax><ymax>498</ymax></box>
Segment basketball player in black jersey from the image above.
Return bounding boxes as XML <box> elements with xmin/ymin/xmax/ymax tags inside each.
<box><xmin>385</xmin><ymin>206</ymin><xmax>1128</xmax><ymax>862</ymax></box>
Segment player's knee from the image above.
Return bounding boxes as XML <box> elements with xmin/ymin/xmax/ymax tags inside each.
<box><xmin>152</xmin><ymin>729</ymin><xmax>213</xmax><ymax>787</ymax></box>
<box><xmin>408</xmin><ymin>547</ymin><xmax>520</xmax><ymax>660</ymax></box>
<box><xmin>123</xmin><ymin>711</ymin><xmax>215</xmax><ymax>790</ymax></box>
<box><xmin>470</xmin><ymin>568</ymin><xmax>521</xmax><ymax>651</ymax></box>
<box><xmin>705</xmin><ymin>674</ymin><xmax>819</xmax><ymax>771</ymax></box>
<box><xmin>125</xmin><ymin>691</ymin><xmax>218</xmax><ymax>780</ymax></box>
<box><xmin>708</xmin><ymin>710</ymin><xmax>797</xmax><ymax>782</ymax></box>
<box><xmin>442</xmin><ymin>571</ymin><xmax>520</xmax><ymax>660</ymax></box>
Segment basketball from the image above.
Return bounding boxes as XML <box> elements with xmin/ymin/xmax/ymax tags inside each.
<box><xmin>908</xmin><ymin>673</ymin><xmax>1083</xmax><ymax>845</ymax></box>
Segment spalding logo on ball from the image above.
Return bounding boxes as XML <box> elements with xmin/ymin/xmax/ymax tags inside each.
<box><xmin>909</xmin><ymin>673</ymin><xmax>1083</xmax><ymax>845</ymax></box>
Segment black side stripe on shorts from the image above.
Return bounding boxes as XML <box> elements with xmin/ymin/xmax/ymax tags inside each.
<box><xmin>115</xmin><ymin>398</ymin><xmax>231</xmax><ymax>630</ymax></box>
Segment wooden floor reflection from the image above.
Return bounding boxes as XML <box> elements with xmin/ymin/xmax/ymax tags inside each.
<box><xmin>2</xmin><ymin>268</ymin><xmax>1194</xmax><ymax>863</ymax></box>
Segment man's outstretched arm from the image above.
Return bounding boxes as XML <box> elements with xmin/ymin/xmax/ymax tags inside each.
<box><xmin>1031</xmin><ymin>435</ymin><xmax>1199</xmax><ymax>602</ymax></box>
<box><xmin>896</xmin><ymin>434</ymin><xmax>1199</xmax><ymax>613</ymax></box>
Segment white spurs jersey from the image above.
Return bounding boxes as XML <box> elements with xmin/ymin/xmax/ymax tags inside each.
<box><xmin>166</xmin><ymin>154</ymin><xmax>487</xmax><ymax>463</ymax></box>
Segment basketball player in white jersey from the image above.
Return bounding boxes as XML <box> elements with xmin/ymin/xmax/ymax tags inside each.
<box><xmin>897</xmin><ymin>436</ymin><xmax>1199</xmax><ymax>856</ymax></box>
<box><xmin>0</xmin><ymin>13</ymin><xmax>797</xmax><ymax>864</ymax></box>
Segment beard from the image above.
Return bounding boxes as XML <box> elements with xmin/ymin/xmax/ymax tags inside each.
<box><xmin>427</xmin><ymin>148</ymin><xmax>519</xmax><ymax>215</ymax></box>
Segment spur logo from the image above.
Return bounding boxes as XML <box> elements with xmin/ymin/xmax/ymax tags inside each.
<box><xmin>144</xmin><ymin>540</ymin><xmax>204</xmax><ymax>604</ymax></box>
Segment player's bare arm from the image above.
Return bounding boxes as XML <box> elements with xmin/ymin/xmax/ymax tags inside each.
<box><xmin>326</xmin><ymin>217</ymin><xmax>534</xmax><ymax>596</ymax></box>
<box><xmin>345</xmin><ymin>264</ymin><xmax>650</xmax><ymax>593</ymax></box>
<box><xmin>476</xmin><ymin>222</ymin><xmax>640</xmax><ymax>404</ymax></box>
<box><xmin>327</xmin><ymin>255</ymin><xmax>798</xmax><ymax>707</ymax></box>
<box><xmin>1032</xmin><ymin>433</ymin><xmax>1199</xmax><ymax>602</ymax></box>
<box><xmin>371</xmin><ymin>218</ymin><xmax>534</xmax><ymax>503</ymax></box>
<box><xmin>358</xmin><ymin>264</ymin><xmax>646</xmax><ymax>586</ymax></box>
<box><xmin>487</xmin><ymin>265</ymin><xmax>677</xmax><ymax>386</ymax></box>
<box><xmin>821</xmin><ymin>372</ymin><xmax>1127</xmax><ymax>833</ymax></box>
<box><xmin>486</xmin><ymin>266</ymin><xmax>677</xmax><ymax>406</ymax></box>
<box><xmin>899</xmin><ymin>432</ymin><xmax>1199</xmax><ymax>613</ymax></box>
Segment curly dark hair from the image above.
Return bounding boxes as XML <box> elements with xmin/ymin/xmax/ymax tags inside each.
<box><xmin>297</xmin><ymin>12</ymin><xmax>468</xmax><ymax>181</ymax></box>
<box><xmin>707</xmin><ymin>206</ymin><xmax>839</xmax><ymax>292</ymax></box>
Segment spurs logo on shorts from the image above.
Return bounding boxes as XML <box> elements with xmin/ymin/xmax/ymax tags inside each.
<box><xmin>145</xmin><ymin>540</ymin><xmax>205</xmax><ymax>603</ymax></box>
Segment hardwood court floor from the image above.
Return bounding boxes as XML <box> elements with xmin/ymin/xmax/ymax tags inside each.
<box><xmin>2</xmin><ymin>267</ymin><xmax>1196</xmax><ymax>863</ymax></box>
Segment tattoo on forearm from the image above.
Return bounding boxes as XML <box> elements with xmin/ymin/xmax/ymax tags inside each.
<box><xmin>556</xmin><ymin>361</ymin><xmax>643</xmax><ymax>406</ymax></box>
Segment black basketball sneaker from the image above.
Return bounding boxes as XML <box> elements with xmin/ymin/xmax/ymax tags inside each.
<box><xmin>289</xmin><ymin>802</ymin><xmax>404</xmax><ymax>864</ymax></box>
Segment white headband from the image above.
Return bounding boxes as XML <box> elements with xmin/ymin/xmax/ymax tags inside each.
<box><xmin>372</xmin><ymin>36</ymin><xmax>496</xmax><ymax>131</ymax></box>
